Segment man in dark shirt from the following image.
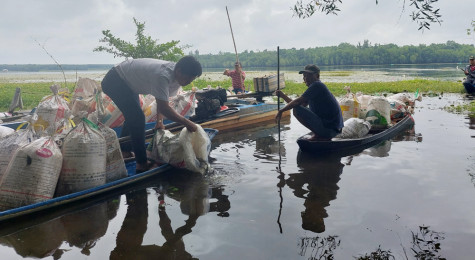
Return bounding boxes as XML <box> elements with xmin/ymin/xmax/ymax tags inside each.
<box><xmin>275</xmin><ymin>64</ymin><xmax>343</xmax><ymax>141</ymax></box>
<box><xmin>463</xmin><ymin>56</ymin><xmax>475</xmax><ymax>94</ymax></box>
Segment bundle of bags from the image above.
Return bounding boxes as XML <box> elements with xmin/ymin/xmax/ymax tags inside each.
<box><xmin>336</xmin><ymin>86</ymin><xmax>420</xmax><ymax>139</ymax></box>
<box><xmin>0</xmin><ymin>78</ymin><xmax>209</xmax><ymax>210</ymax></box>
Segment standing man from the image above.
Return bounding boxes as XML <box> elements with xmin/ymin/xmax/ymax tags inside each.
<box><xmin>463</xmin><ymin>56</ymin><xmax>475</xmax><ymax>94</ymax></box>
<box><xmin>101</xmin><ymin>56</ymin><xmax>202</xmax><ymax>173</ymax></box>
<box><xmin>275</xmin><ymin>64</ymin><xmax>343</xmax><ymax>141</ymax></box>
<box><xmin>223</xmin><ymin>62</ymin><xmax>246</xmax><ymax>94</ymax></box>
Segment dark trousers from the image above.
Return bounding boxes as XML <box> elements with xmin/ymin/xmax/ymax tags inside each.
<box><xmin>101</xmin><ymin>67</ymin><xmax>147</xmax><ymax>165</ymax></box>
<box><xmin>463</xmin><ymin>81</ymin><xmax>475</xmax><ymax>94</ymax></box>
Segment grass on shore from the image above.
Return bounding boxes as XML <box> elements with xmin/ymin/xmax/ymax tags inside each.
<box><xmin>0</xmin><ymin>78</ymin><xmax>471</xmax><ymax>114</ymax></box>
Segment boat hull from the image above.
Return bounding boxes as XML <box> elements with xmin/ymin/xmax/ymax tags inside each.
<box><xmin>297</xmin><ymin>115</ymin><xmax>415</xmax><ymax>156</ymax></box>
<box><xmin>0</xmin><ymin>128</ymin><xmax>218</xmax><ymax>223</ymax></box>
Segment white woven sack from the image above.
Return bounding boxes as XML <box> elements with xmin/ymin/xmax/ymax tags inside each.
<box><xmin>56</xmin><ymin>119</ymin><xmax>106</xmax><ymax>195</ymax></box>
<box><xmin>0</xmin><ymin>128</ymin><xmax>38</xmax><ymax>180</ymax></box>
<box><xmin>99</xmin><ymin>124</ymin><xmax>127</xmax><ymax>182</ymax></box>
<box><xmin>0</xmin><ymin>137</ymin><xmax>62</xmax><ymax>210</ymax></box>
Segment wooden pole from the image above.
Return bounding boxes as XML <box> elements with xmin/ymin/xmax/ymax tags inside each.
<box><xmin>226</xmin><ymin>6</ymin><xmax>244</xmax><ymax>92</ymax></box>
<box><xmin>226</xmin><ymin>6</ymin><xmax>239</xmax><ymax>63</ymax></box>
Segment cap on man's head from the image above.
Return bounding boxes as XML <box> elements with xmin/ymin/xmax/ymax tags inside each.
<box><xmin>299</xmin><ymin>64</ymin><xmax>320</xmax><ymax>74</ymax></box>
<box><xmin>470</xmin><ymin>56</ymin><xmax>475</xmax><ymax>60</ymax></box>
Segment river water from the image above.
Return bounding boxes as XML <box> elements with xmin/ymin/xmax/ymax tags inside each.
<box><xmin>0</xmin><ymin>63</ymin><xmax>466</xmax><ymax>83</ymax></box>
<box><xmin>0</xmin><ymin>93</ymin><xmax>473</xmax><ymax>259</ymax></box>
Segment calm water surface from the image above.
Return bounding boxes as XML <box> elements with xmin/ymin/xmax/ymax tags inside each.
<box><xmin>0</xmin><ymin>94</ymin><xmax>473</xmax><ymax>259</ymax></box>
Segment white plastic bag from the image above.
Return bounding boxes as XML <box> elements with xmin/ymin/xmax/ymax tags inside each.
<box><xmin>335</xmin><ymin>118</ymin><xmax>371</xmax><ymax>139</ymax></box>
<box><xmin>0</xmin><ymin>126</ymin><xmax>14</xmax><ymax>139</ymax></box>
<box><xmin>147</xmin><ymin>126</ymin><xmax>211</xmax><ymax>174</ymax></box>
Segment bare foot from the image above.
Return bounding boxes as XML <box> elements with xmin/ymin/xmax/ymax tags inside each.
<box><xmin>135</xmin><ymin>162</ymin><xmax>149</xmax><ymax>173</ymax></box>
<box><xmin>122</xmin><ymin>151</ymin><xmax>135</xmax><ymax>159</ymax></box>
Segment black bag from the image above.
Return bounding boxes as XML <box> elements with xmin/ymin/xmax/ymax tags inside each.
<box><xmin>193</xmin><ymin>89</ymin><xmax>227</xmax><ymax>120</ymax></box>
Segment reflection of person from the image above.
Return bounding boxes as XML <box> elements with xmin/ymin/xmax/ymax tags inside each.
<box><xmin>110</xmin><ymin>189</ymin><xmax>197</xmax><ymax>259</ymax></box>
<box><xmin>286</xmin><ymin>151</ymin><xmax>344</xmax><ymax>233</ymax></box>
<box><xmin>275</xmin><ymin>64</ymin><xmax>343</xmax><ymax>141</ymax></box>
<box><xmin>111</xmin><ymin>171</ymin><xmax>231</xmax><ymax>259</ymax></box>
<box><xmin>101</xmin><ymin>56</ymin><xmax>202</xmax><ymax>173</ymax></box>
<box><xmin>463</xmin><ymin>56</ymin><xmax>475</xmax><ymax>94</ymax></box>
<box><xmin>223</xmin><ymin>61</ymin><xmax>246</xmax><ymax>94</ymax></box>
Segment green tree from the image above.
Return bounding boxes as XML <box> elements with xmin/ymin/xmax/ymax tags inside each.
<box><xmin>93</xmin><ymin>18</ymin><xmax>187</xmax><ymax>61</ymax></box>
<box><xmin>292</xmin><ymin>0</ymin><xmax>442</xmax><ymax>31</ymax></box>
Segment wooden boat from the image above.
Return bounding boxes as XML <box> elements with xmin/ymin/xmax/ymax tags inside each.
<box><xmin>297</xmin><ymin>115</ymin><xmax>415</xmax><ymax>156</ymax></box>
<box><xmin>0</xmin><ymin>128</ymin><xmax>218</xmax><ymax>223</ymax></box>
<box><xmin>116</xmin><ymin>98</ymin><xmax>289</xmax><ymax>142</ymax></box>
<box><xmin>1</xmin><ymin>97</ymin><xmax>288</xmax><ymax>137</ymax></box>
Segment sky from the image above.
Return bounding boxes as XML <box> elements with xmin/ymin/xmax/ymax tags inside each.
<box><xmin>0</xmin><ymin>0</ymin><xmax>474</xmax><ymax>64</ymax></box>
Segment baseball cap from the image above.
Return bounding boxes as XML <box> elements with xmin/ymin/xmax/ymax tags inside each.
<box><xmin>299</xmin><ymin>64</ymin><xmax>320</xmax><ymax>74</ymax></box>
<box><xmin>470</xmin><ymin>56</ymin><xmax>475</xmax><ymax>60</ymax></box>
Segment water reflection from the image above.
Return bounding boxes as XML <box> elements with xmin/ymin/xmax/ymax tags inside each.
<box><xmin>287</xmin><ymin>151</ymin><xmax>344</xmax><ymax>233</ymax></box>
<box><xmin>0</xmin><ymin>198</ymin><xmax>119</xmax><ymax>259</ymax></box>
<box><xmin>111</xmin><ymin>171</ymin><xmax>230</xmax><ymax>259</ymax></box>
<box><xmin>0</xmin><ymin>170</ymin><xmax>232</xmax><ymax>259</ymax></box>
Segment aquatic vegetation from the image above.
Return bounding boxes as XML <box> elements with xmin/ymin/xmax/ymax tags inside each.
<box><xmin>355</xmin><ymin>245</ymin><xmax>395</xmax><ymax>260</ymax></box>
<box><xmin>444</xmin><ymin>100</ymin><xmax>475</xmax><ymax>117</ymax></box>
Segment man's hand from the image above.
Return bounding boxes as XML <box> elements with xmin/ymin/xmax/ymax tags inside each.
<box><xmin>274</xmin><ymin>90</ymin><xmax>292</xmax><ymax>103</ymax></box>
<box><xmin>154</xmin><ymin>120</ymin><xmax>165</xmax><ymax>130</ymax></box>
<box><xmin>186</xmin><ymin>122</ymin><xmax>198</xmax><ymax>132</ymax></box>
<box><xmin>275</xmin><ymin>110</ymin><xmax>283</xmax><ymax>123</ymax></box>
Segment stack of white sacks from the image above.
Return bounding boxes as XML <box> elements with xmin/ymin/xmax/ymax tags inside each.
<box><xmin>336</xmin><ymin>86</ymin><xmax>421</xmax><ymax>139</ymax></box>
<box><xmin>0</xmin><ymin>77</ymin><xmax>200</xmax><ymax>210</ymax></box>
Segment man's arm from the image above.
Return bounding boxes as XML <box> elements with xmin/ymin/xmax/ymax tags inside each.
<box><xmin>275</xmin><ymin>94</ymin><xmax>308</xmax><ymax>122</ymax></box>
<box><xmin>155</xmin><ymin>99</ymin><xmax>197</xmax><ymax>132</ymax></box>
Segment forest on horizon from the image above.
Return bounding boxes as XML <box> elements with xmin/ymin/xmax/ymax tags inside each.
<box><xmin>1</xmin><ymin>40</ymin><xmax>474</xmax><ymax>72</ymax></box>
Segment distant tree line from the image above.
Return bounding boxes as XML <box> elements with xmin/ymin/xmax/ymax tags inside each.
<box><xmin>3</xmin><ymin>41</ymin><xmax>474</xmax><ymax>72</ymax></box>
<box><xmin>192</xmin><ymin>40</ymin><xmax>475</xmax><ymax>68</ymax></box>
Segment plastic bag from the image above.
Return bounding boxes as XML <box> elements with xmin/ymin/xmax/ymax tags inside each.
<box><xmin>147</xmin><ymin>126</ymin><xmax>211</xmax><ymax>174</ymax></box>
<box><xmin>335</xmin><ymin>118</ymin><xmax>371</xmax><ymax>139</ymax></box>
<box><xmin>0</xmin><ymin>126</ymin><xmax>14</xmax><ymax>139</ymax></box>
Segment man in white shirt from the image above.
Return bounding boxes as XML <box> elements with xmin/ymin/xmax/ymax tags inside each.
<box><xmin>102</xmin><ymin>56</ymin><xmax>202</xmax><ymax>173</ymax></box>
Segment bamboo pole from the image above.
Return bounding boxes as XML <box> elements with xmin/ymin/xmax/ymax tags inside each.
<box><xmin>226</xmin><ymin>6</ymin><xmax>244</xmax><ymax>91</ymax></box>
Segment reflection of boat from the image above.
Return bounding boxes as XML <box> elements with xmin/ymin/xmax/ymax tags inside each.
<box><xmin>0</xmin><ymin>128</ymin><xmax>218</xmax><ymax>223</ymax></box>
<box><xmin>297</xmin><ymin>115</ymin><xmax>415</xmax><ymax>156</ymax></box>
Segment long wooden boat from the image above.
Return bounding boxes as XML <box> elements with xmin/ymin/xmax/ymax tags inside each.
<box><xmin>2</xmin><ymin>98</ymin><xmax>288</xmax><ymax>138</ymax></box>
<box><xmin>0</xmin><ymin>128</ymin><xmax>218</xmax><ymax>223</ymax></box>
<box><xmin>297</xmin><ymin>115</ymin><xmax>415</xmax><ymax>156</ymax></box>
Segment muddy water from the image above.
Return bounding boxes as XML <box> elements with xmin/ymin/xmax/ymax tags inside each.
<box><xmin>0</xmin><ymin>94</ymin><xmax>473</xmax><ymax>259</ymax></box>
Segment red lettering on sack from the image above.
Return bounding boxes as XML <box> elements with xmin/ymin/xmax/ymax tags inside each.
<box><xmin>36</xmin><ymin>148</ymin><xmax>53</xmax><ymax>158</ymax></box>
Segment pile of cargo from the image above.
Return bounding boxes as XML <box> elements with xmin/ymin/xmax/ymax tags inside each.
<box><xmin>0</xmin><ymin>78</ymin><xmax>197</xmax><ymax>210</ymax></box>
<box><xmin>336</xmin><ymin>86</ymin><xmax>421</xmax><ymax>139</ymax></box>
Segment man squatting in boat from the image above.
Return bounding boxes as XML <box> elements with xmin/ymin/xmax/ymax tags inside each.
<box><xmin>275</xmin><ymin>64</ymin><xmax>343</xmax><ymax>141</ymax></box>
<box><xmin>101</xmin><ymin>56</ymin><xmax>202</xmax><ymax>173</ymax></box>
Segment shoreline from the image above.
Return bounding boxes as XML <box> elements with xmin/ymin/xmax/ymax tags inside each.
<box><xmin>0</xmin><ymin>70</ymin><xmax>464</xmax><ymax>84</ymax></box>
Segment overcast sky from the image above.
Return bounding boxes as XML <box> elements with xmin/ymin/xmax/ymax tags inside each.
<box><xmin>1</xmin><ymin>0</ymin><xmax>474</xmax><ymax>64</ymax></box>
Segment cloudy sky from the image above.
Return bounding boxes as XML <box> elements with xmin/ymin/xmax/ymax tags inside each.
<box><xmin>1</xmin><ymin>0</ymin><xmax>474</xmax><ymax>64</ymax></box>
